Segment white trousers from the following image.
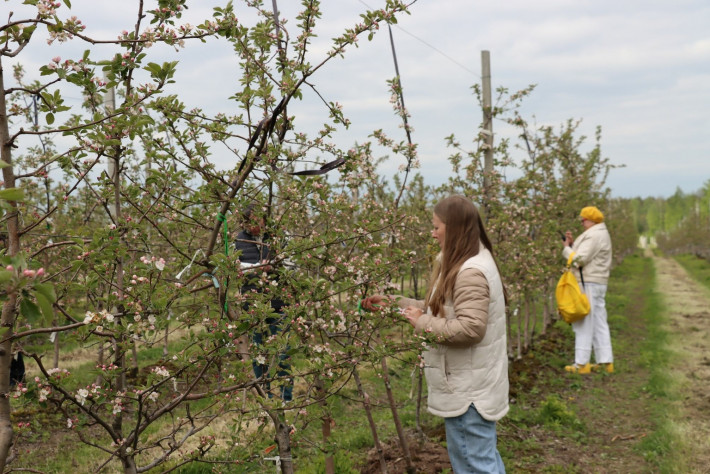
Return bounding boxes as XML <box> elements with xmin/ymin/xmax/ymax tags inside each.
<box><xmin>572</xmin><ymin>282</ymin><xmax>613</xmax><ymax>365</ymax></box>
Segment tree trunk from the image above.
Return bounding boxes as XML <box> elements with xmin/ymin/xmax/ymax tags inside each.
<box><xmin>524</xmin><ymin>297</ymin><xmax>531</xmax><ymax>351</ymax></box>
<box><xmin>316</xmin><ymin>377</ymin><xmax>334</xmax><ymax>474</ymax></box>
<box><xmin>0</xmin><ymin>54</ymin><xmax>21</xmax><ymax>472</ymax></box>
<box><xmin>272</xmin><ymin>417</ymin><xmax>294</xmax><ymax>474</ymax></box>
<box><xmin>515</xmin><ymin>305</ymin><xmax>522</xmax><ymax>360</ymax></box>
<box><xmin>414</xmin><ymin>366</ymin><xmax>425</xmax><ymax>441</ymax></box>
<box><xmin>380</xmin><ymin>356</ymin><xmax>415</xmax><ymax>474</ymax></box>
<box><xmin>121</xmin><ymin>453</ymin><xmax>137</xmax><ymax>474</ymax></box>
<box><xmin>353</xmin><ymin>369</ymin><xmax>388</xmax><ymax>473</ymax></box>
<box><xmin>163</xmin><ymin>323</ymin><xmax>169</xmax><ymax>359</ymax></box>
<box><xmin>96</xmin><ymin>341</ymin><xmax>105</xmax><ymax>385</ymax></box>
<box><xmin>0</xmin><ymin>296</ymin><xmax>18</xmax><ymax>471</ymax></box>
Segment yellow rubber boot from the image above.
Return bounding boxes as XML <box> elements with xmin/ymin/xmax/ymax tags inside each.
<box><xmin>564</xmin><ymin>363</ymin><xmax>591</xmax><ymax>374</ymax></box>
<box><xmin>591</xmin><ymin>363</ymin><xmax>615</xmax><ymax>373</ymax></box>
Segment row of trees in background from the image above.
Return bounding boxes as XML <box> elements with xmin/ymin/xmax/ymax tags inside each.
<box><xmin>0</xmin><ymin>1</ymin><xmax>645</xmax><ymax>472</ymax></box>
<box><xmin>629</xmin><ymin>184</ymin><xmax>710</xmax><ymax>259</ymax></box>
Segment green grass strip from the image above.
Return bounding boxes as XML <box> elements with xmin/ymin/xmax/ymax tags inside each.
<box><xmin>673</xmin><ymin>254</ymin><xmax>710</xmax><ymax>291</ymax></box>
<box><xmin>635</xmin><ymin>255</ymin><xmax>684</xmax><ymax>473</ymax></box>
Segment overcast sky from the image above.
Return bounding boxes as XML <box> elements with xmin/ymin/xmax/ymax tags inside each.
<box><xmin>7</xmin><ymin>0</ymin><xmax>710</xmax><ymax>198</ymax></box>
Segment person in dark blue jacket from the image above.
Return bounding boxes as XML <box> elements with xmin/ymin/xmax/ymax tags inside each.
<box><xmin>234</xmin><ymin>204</ymin><xmax>292</xmax><ymax>402</ymax></box>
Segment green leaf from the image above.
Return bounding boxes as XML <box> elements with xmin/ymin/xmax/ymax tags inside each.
<box><xmin>36</xmin><ymin>292</ymin><xmax>55</xmax><ymax>325</ymax></box>
<box><xmin>0</xmin><ymin>161</ymin><xmax>10</xmax><ymax>168</ymax></box>
<box><xmin>0</xmin><ymin>270</ymin><xmax>13</xmax><ymax>284</ymax></box>
<box><xmin>0</xmin><ymin>188</ymin><xmax>25</xmax><ymax>202</ymax></box>
<box><xmin>20</xmin><ymin>299</ymin><xmax>42</xmax><ymax>324</ymax></box>
<box><xmin>46</xmin><ymin>113</ymin><xmax>55</xmax><ymax>125</ymax></box>
<box><xmin>21</xmin><ymin>25</ymin><xmax>37</xmax><ymax>42</ymax></box>
<box><xmin>34</xmin><ymin>282</ymin><xmax>56</xmax><ymax>303</ymax></box>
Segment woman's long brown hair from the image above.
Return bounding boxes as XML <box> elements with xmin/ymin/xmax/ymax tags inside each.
<box><xmin>424</xmin><ymin>195</ymin><xmax>503</xmax><ymax>317</ymax></box>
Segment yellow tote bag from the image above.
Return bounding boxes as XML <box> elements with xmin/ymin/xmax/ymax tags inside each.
<box><xmin>556</xmin><ymin>252</ymin><xmax>590</xmax><ymax>323</ymax></box>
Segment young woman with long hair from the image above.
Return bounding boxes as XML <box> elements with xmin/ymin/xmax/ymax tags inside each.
<box><xmin>364</xmin><ymin>195</ymin><xmax>508</xmax><ymax>473</ymax></box>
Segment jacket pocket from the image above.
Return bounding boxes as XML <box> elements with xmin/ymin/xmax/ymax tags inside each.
<box><xmin>444</xmin><ymin>346</ymin><xmax>475</xmax><ymax>393</ymax></box>
<box><xmin>422</xmin><ymin>348</ymin><xmax>453</xmax><ymax>393</ymax></box>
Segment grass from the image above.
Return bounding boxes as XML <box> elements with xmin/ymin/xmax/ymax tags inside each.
<box><xmin>497</xmin><ymin>251</ymin><xmax>685</xmax><ymax>473</ymax></box>
<box><xmin>674</xmin><ymin>253</ymin><xmax>710</xmax><ymax>291</ymax></box>
<box><xmin>629</xmin><ymin>256</ymin><xmax>679</xmax><ymax>470</ymax></box>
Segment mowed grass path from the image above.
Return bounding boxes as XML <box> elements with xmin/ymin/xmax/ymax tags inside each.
<box><xmin>499</xmin><ymin>251</ymin><xmax>710</xmax><ymax>473</ymax></box>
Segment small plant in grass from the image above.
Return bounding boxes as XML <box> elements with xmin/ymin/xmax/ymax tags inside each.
<box><xmin>535</xmin><ymin>394</ymin><xmax>585</xmax><ymax>433</ymax></box>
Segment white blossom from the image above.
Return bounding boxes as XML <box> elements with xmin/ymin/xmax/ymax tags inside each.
<box><xmin>76</xmin><ymin>388</ymin><xmax>89</xmax><ymax>406</ymax></box>
<box><xmin>83</xmin><ymin>311</ymin><xmax>96</xmax><ymax>324</ymax></box>
<box><xmin>153</xmin><ymin>366</ymin><xmax>170</xmax><ymax>378</ymax></box>
<box><xmin>39</xmin><ymin>388</ymin><xmax>50</xmax><ymax>402</ymax></box>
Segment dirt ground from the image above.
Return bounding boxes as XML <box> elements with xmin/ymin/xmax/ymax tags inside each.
<box><xmin>361</xmin><ymin>254</ymin><xmax>710</xmax><ymax>473</ymax></box>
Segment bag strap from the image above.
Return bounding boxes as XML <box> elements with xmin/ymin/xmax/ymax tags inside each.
<box><xmin>566</xmin><ymin>252</ymin><xmax>586</xmax><ymax>289</ymax></box>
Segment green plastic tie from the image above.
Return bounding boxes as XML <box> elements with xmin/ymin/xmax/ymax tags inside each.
<box><xmin>217</xmin><ymin>213</ymin><xmax>228</xmax><ymax>256</ymax></box>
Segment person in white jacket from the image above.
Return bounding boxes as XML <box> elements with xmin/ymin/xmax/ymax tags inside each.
<box><xmin>562</xmin><ymin>206</ymin><xmax>614</xmax><ymax>374</ymax></box>
<box><xmin>363</xmin><ymin>195</ymin><xmax>508</xmax><ymax>473</ymax></box>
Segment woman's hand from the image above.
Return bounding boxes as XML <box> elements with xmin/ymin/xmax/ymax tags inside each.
<box><xmin>361</xmin><ymin>295</ymin><xmax>386</xmax><ymax>311</ymax></box>
<box><xmin>564</xmin><ymin>231</ymin><xmax>574</xmax><ymax>247</ymax></box>
<box><xmin>362</xmin><ymin>297</ymin><xmax>422</xmax><ymax>328</ymax></box>
<box><xmin>403</xmin><ymin>306</ymin><xmax>423</xmax><ymax>328</ymax></box>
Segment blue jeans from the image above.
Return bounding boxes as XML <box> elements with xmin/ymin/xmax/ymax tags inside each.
<box><xmin>444</xmin><ymin>404</ymin><xmax>505</xmax><ymax>473</ymax></box>
<box><xmin>252</xmin><ymin>317</ymin><xmax>293</xmax><ymax>402</ymax></box>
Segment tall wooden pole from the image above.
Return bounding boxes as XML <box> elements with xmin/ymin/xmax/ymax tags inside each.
<box><xmin>481</xmin><ymin>51</ymin><xmax>493</xmax><ymax>208</ymax></box>
<box><xmin>103</xmin><ymin>73</ymin><xmax>117</xmax><ymax>219</ymax></box>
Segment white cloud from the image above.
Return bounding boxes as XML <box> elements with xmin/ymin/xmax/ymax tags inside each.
<box><xmin>6</xmin><ymin>0</ymin><xmax>710</xmax><ymax>198</ymax></box>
